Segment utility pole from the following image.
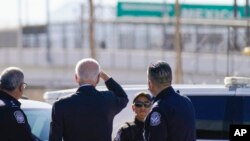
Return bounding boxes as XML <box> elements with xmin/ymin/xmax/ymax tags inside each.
<box><xmin>233</xmin><ymin>0</ymin><xmax>238</xmax><ymax>50</ymax></box>
<box><xmin>234</xmin><ymin>0</ymin><xmax>237</xmax><ymax>19</ymax></box>
<box><xmin>89</xmin><ymin>0</ymin><xmax>96</xmax><ymax>59</ymax></box>
<box><xmin>162</xmin><ymin>0</ymin><xmax>167</xmax><ymax>49</ymax></box>
<box><xmin>17</xmin><ymin>0</ymin><xmax>23</xmax><ymax>63</ymax></box>
<box><xmin>17</xmin><ymin>0</ymin><xmax>23</xmax><ymax>48</ymax></box>
<box><xmin>80</xmin><ymin>3</ymin><xmax>84</xmax><ymax>49</ymax></box>
<box><xmin>46</xmin><ymin>0</ymin><xmax>51</xmax><ymax>63</ymax></box>
<box><xmin>174</xmin><ymin>0</ymin><xmax>183</xmax><ymax>84</ymax></box>
<box><xmin>246</xmin><ymin>0</ymin><xmax>250</xmax><ymax>46</ymax></box>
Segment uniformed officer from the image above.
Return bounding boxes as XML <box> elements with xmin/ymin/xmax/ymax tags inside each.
<box><xmin>114</xmin><ymin>92</ymin><xmax>152</xmax><ymax>141</ymax></box>
<box><xmin>49</xmin><ymin>58</ymin><xmax>129</xmax><ymax>141</ymax></box>
<box><xmin>0</xmin><ymin>67</ymin><xmax>35</xmax><ymax>141</ymax></box>
<box><xmin>144</xmin><ymin>61</ymin><xmax>196</xmax><ymax>141</ymax></box>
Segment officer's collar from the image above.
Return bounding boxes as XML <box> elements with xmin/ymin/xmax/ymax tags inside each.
<box><xmin>79</xmin><ymin>84</ymin><xmax>92</xmax><ymax>87</ymax></box>
<box><xmin>0</xmin><ymin>90</ymin><xmax>21</xmax><ymax>107</ymax></box>
<box><xmin>134</xmin><ymin>118</ymin><xmax>144</xmax><ymax>126</ymax></box>
<box><xmin>153</xmin><ymin>86</ymin><xmax>175</xmax><ymax>102</ymax></box>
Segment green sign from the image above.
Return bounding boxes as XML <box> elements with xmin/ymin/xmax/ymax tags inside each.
<box><xmin>117</xmin><ymin>2</ymin><xmax>246</xmax><ymax>19</ymax></box>
<box><xmin>117</xmin><ymin>2</ymin><xmax>167</xmax><ymax>17</ymax></box>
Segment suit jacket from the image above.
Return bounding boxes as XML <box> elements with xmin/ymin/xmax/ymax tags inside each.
<box><xmin>49</xmin><ymin>78</ymin><xmax>129</xmax><ymax>141</ymax></box>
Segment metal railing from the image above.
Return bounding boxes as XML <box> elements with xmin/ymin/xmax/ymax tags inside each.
<box><xmin>0</xmin><ymin>17</ymin><xmax>250</xmax><ymax>86</ymax></box>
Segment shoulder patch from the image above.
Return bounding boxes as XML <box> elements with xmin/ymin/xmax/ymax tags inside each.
<box><xmin>150</xmin><ymin>111</ymin><xmax>161</xmax><ymax>126</ymax></box>
<box><xmin>14</xmin><ymin>111</ymin><xmax>25</xmax><ymax>124</ymax></box>
<box><xmin>0</xmin><ymin>100</ymin><xmax>6</xmax><ymax>107</ymax></box>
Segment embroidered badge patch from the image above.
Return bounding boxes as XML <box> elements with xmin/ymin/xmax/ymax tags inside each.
<box><xmin>14</xmin><ymin>111</ymin><xmax>25</xmax><ymax>124</ymax></box>
<box><xmin>0</xmin><ymin>100</ymin><xmax>5</xmax><ymax>107</ymax></box>
<box><xmin>150</xmin><ymin>112</ymin><xmax>161</xmax><ymax>126</ymax></box>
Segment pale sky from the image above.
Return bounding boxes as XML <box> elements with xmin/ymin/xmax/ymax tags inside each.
<box><xmin>0</xmin><ymin>0</ymin><xmax>116</xmax><ymax>28</ymax></box>
<box><xmin>0</xmin><ymin>0</ymin><xmax>247</xmax><ymax>28</ymax></box>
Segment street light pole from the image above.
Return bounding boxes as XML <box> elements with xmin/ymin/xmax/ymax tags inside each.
<box><xmin>246</xmin><ymin>0</ymin><xmax>250</xmax><ymax>46</ymax></box>
<box><xmin>162</xmin><ymin>0</ymin><xmax>167</xmax><ymax>49</ymax></box>
<box><xmin>234</xmin><ymin>0</ymin><xmax>237</xmax><ymax>17</ymax></box>
<box><xmin>80</xmin><ymin>3</ymin><xmax>84</xmax><ymax>49</ymax></box>
<box><xmin>174</xmin><ymin>0</ymin><xmax>183</xmax><ymax>84</ymax></box>
<box><xmin>17</xmin><ymin>0</ymin><xmax>23</xmax><ymax>49</ymax></box>
<box><xmin>46</xmin><ymin>0</ymin><xmax>51</xmax><ymax>63</ymax></box>
<box><xmin>17</xmin><ymin>0</ymin><xmax>23</xmax><ymax>63</ymax></box>
<box><xmin>233</xmin><ymin>0</ymin><xmax>238</xmax><ymax>50</ymax></box>
<box><xmin>89</xmin><ymin>0</ymin><xmax>96</xmax><ymax>59</ymax></box>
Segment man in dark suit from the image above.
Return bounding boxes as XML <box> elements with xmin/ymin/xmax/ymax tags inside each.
<box><xmin>49</xmin><ymin>58</ymin><xmax>129</xmax><ymax>141</ymax></box>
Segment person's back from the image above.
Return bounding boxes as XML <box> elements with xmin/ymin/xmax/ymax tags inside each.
<box><xmin>144</xmin><ymin>60</ymin><xmax>196</xmax><ymax>141</ymax></box>
<box><xmin>49</xmin><ymin>58</ymin><xmax>128</xmax><ymax>141</ymax></box>
<box><xmin>0</xmin><ymin>67</ymin><xmax>34</xmax><ymax>141</ymax></box>
<box><xmin>153</xmin><ymin>87</ymin><xmax>195</xmax><ymax>141</ymax></box>
<box><xmin>54</xmin><ymin>84</ymin><xmax>127</xmax><ymax>141</ymax></box>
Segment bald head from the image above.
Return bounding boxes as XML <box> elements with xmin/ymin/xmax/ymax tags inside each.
<box><xmin>75</xmin><ymin>58</ymin><xmax>100</xmax><ymax>85</ymax></box>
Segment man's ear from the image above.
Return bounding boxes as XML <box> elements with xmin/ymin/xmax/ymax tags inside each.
<box><xmin>19</xmin><ymin>84</ymin><xmax>23</xmax><ymax>92</ymax></box>
<box><xmin>95</xmin><ymin>74</ymin><xmax>100</xmax><ymax>86</ymax></box>
<box><xmin>18</xmin><ymin>83</ymin><xmax>25</xmax><ymax>95</ymax></box>
<box><xmin>148</xmin><ymin>79</ymin><xmax>153</xmax><ymax>89</ymax></box>
<box><xmin>74</xmin><ymin>74</ymin><xmax>78</xmax><ymax>83</ymax></box>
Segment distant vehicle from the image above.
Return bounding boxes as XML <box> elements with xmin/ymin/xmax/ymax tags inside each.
<box><xmin>20</xmin><ymin>99</ymin><xmax>51</xmax><ymax>141</ymax></box>
<box><xmin>43</xmin><ymin>77</ymin><xmax>250</xmax><ymax>141</ymax></box>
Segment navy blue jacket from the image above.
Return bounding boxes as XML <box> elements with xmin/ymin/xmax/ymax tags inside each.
<box><xmin>144</xmin><ymin>86</ymin><xmax>196</xmax><ymax>141</ymax></box>
<box><xmin>49</xmin><ymin>78</ymin><xmax>129</xmax><ymax>141</ymax></box>
<box><xmin>0</xmin><ymin>90</ymin><xmax>35</xmax><ymax>141</ymax></box>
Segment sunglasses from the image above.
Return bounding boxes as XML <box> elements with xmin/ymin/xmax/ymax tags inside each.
<box><xmin>134</xmin><ymin>101</ymin><xmax>151</xmax><ymax>108</ymax></box>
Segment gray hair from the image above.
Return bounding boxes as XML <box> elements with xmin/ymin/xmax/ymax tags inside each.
<box><xmin>147</xmin><ymin>61</ymin><xmax>172</xmax><ymax>86</ymax></box>
<box><xmin>75</xmin><ymin>58</ymin><xmax>100</xmax><ymax>83</ymax></box>
<box><xmin>0</xmin><ymin>67</ymin><xmax>24</xmax><ymax>91</ymax></box>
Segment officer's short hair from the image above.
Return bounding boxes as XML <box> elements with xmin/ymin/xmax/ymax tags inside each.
<box><xmin>147</xmin><ymin>61</ymin><xmax>172</xmax><ymax>86</ymax></box>
<box><xmin>0</xmin><ymin>67</ymin><xmax>24</xmax><ymax>91</ymax></box>
<box><xmin>133</xmin><ymin>92</ymin><xmax>152</xmax><ymax>103</ymax></box>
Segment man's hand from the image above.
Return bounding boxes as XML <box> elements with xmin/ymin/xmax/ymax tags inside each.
<box><xmin>99</xmin><ymin>70</ymin><xmax>110</xmax><ymax>82</ymax></box>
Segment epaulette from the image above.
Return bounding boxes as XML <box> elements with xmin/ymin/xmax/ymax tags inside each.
<box><xmin>0</xmin><ymin>99</ymin><xmax>6</xmax><ymax>107</ymax></box>
<box><xmin>121</xmin><ymin>121</ymin><xmax>136</xmax><ymax>129</ymax></box>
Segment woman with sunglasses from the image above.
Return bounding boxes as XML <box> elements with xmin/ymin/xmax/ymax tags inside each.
<box><xmin>114</xmin><ymin>92</ymin><xmax>152</xmax><ymax>141</ymax></box>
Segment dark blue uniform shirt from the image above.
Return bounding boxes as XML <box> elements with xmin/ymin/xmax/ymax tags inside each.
<box><xmin>49</xmin><ymin>78</ymin><xmax>129</xmax><ymax>141</ymax></box>
<box><xmin>114</xmin><ymin>118</ymin><xmax>144</xmax><ymax>141</ymax></box>
<box><xmin>0</xmin><ymin>90</ymin><xmax>35</xmax><ymax>141</ymax></box>
<box><xmin>144</xmin><ymin>86</ymin><xmax>196</xmax><ymax>141</ymax></box>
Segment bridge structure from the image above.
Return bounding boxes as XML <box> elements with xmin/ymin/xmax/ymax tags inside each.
<box><xmin>0</xmin><ymin>47</ymin><xmax>249</xmax><ymax>89</ymax></box>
